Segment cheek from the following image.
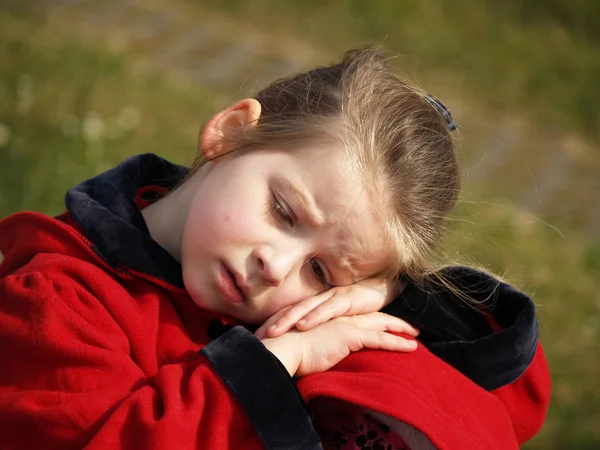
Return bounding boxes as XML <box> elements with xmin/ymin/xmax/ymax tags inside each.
<box><xmin>186</xmin><ymin>194</ymin><xmax>266</xmax><ymax>250</ymax></box>
<box><xmin>216</xmin><ymin>206</ymin><xmax>265</xmax><ymax>245</ymax></box>
<box><xmin>222</xmin><ymin>210</ymin><xmax>262</xmax><ymax>241</ymax></box>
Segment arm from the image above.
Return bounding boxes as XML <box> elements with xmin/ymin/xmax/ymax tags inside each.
<box><xmin>0</xmin><ymin>270</ymin><xmax>320</xmax><ymax>450</ymax></box>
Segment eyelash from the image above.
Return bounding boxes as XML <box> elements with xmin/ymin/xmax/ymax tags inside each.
<box><xmin>310</xmin><ymin>259</ymin><xmax>330</xmax><ymax>289</ymax></box>
<box><xmin>269</xmin><ymin>191</ymin><xmax>330</xmax><ymax>289</ymax></box>
<box><xmin>270</xmin><ymin>192</ymin><xmax>293</xmax><ymax>226</ymax></box>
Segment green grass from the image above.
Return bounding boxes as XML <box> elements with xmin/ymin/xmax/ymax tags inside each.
<box><xmin>200</xmin><ymin>0</ymin><xmax>600</xmax><ymax>141</ymax></box>
<box><xmin>1</xmin><ymin>6</ymin><xmax>599</xmax><ymax>449</ymax></box>
<box><xmin>0</xmin><ymin>11</ymin><xmax>221</xmax><ymax>216</ymax></box>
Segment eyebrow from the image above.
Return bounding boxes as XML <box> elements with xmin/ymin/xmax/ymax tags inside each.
<box><xmin>281</xmin><ymin>176</ymin><xmax>325</xmax><ymax>228</ymax></box>
<box><xmin>331</xmin><ymin>262</ymin><xmax>356</xmax><ymax>286</ymax></box>
<box><xmin>280</xmin><ymin>176</ymin><xmax>371</xmax><ymax>287</ymax></box>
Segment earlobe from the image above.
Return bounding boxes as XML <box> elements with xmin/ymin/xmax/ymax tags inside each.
<box><xmin>199</xmin><ymin>98</ymin><xmax>262</xmax><ymax>160</ymax></box>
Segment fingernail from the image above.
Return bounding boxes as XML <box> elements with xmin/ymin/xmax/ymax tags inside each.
<box><xmin>407</xmin><ymin>340</ymin><xmax>417</xmax><ymax>349</ymax></box>
<box><xmin>269</xmin><ymin>324</ymin><xmax>278</xmax><ymax>332</ymax></box>
<box><xmin>297</xmin><ymin>319</ymin><xmax>307</xmax><ymax>326</ymax></box>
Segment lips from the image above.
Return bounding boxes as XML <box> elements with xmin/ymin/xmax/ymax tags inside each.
<box><xmin>218</xmin><ymin>264</ymin><xmax>245</xmax><ymax>304</ymax></box>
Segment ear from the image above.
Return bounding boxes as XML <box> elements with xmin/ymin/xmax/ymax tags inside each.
<box><xmin>199</xmin><ymin>98</ymin><xmax>262</xmax><ymax>160</ymax></box>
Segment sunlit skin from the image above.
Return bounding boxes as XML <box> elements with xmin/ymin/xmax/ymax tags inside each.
<box><xmin>142</xmin><ymin>98</ymin><xmax>420</xmax><ymax>376</ymax></box>
<box><xmin>142</xmin><ymin>99</ymin><xmax>394</xmax><ymax>325</ymax></box>
<box><xmin>191</xmin><ymin>147</ymin><xmax>391</xmax><ymax>323</ymax></box>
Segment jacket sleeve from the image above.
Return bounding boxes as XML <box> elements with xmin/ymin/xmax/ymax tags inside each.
<box><xmin>0</xmin><ymin>270</ymin><xmax>321</xmax><ymax>450</ymax></box>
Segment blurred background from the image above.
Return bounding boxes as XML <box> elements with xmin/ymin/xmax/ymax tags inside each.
<box><xmin>1</xmin><ymin>0</ymin><xmax>599</xmax><ymax>447</ymax></box>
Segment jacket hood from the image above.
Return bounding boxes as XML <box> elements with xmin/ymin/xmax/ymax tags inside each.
<box><xmin>383</xmin><ymin>267</ymin><xmax>539</xmax><ymax>391</ymax></box>
<box><xmin>65</xmin><ymin>153</ymin><xmax>188</xmax><ymax>287</ymax></box>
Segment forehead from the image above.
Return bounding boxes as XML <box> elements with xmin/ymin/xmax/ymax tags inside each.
<box><xmin>285</xmin><ymin>145</ymin><xmax>394</xmax><ymax>283</ymax></box>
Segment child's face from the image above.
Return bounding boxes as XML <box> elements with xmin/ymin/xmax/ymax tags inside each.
<box><xmin>181</xmin><ymin>145</ymin><xmax>392</xmax><ymax>324</ymax></box>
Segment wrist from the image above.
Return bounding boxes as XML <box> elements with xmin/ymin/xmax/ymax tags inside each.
<box><xmin>261</xmin><ymin>335</ymin><xmax>301</xmax><ymax>377</ymax></box>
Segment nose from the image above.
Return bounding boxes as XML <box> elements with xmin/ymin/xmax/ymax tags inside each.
<box><xmin>253</xmin><ymin>242</ymin><xmax>304</xmax><ymax>287</ymax></box>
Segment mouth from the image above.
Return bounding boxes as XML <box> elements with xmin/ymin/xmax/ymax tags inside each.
<box><xmin>218</xmin><ymin>263</ymin><xmax>246</xmax><ymax>304</ymax></box>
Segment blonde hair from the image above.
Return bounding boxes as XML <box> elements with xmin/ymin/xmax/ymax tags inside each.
<box><xmin>190</xmin><ymin>47</ymin><xmax>460</xmax><ymax>283</ymax></box>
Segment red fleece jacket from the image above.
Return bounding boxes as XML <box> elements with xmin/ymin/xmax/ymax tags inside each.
<box><xmin>0</xmin><ymin>210</ymin><xmax>550</xmax><ymax>449</ymax></box>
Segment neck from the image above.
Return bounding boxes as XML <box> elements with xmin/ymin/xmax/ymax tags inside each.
<box><xmin>141</xmin><ymin>165</ymin><xmax>207</xmax><ymax>262</ymax></box>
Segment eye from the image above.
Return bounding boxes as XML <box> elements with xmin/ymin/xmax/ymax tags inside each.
<box><xmin>270</xmin><ymin>191</ymin><xmax>293</xmax><ymax>226</ymax></box>
<box><xmin>310</xmin><ymin>258</ymin><xmax>331</xmax><ymax>289</ymax></box>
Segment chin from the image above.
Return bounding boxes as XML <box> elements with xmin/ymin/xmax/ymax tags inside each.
<box><xmin>183</xmin><ymin>279</ymin><xmax>217</xmax><ymax>313</ymax></box>
<box><xmin>189</xmin><ymin>294</ymin><xmax>216</xmax><ymax>312</ymax></box>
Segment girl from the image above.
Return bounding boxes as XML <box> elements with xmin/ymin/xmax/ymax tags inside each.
<box><xmin>0</xmin><ymin>48</ymin><xmax>549</xmax><ymax>449</ymax></box>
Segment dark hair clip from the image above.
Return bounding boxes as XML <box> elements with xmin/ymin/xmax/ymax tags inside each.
<box><xmin>425</xmin><ymin>94</ymin><xmax>457</xmax><ymax>132</ymax></box>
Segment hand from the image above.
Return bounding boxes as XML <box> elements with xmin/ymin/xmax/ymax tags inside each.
<box><xmin>254</xmin><ymin>277</ymin><xmax>415</xmax><ymax>339</ymax></box>
<box><xmin>261</xmin><ymin>312</ymin><xmax>418</xmax><ymax>377</ymax></box>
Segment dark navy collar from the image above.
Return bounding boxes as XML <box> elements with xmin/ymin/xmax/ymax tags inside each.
<box><xmin>65</xmin><ymin>153</ymin><xmax>189</xmax><ymax>288</ymax></box>
<box><xmin>383</xmin><ymin>266</ymin><xmax>539</xmax><ymax>391</ymax></box>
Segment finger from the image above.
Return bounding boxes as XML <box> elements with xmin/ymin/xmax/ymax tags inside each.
<box><xmin>359</xmin><ymin>330</ymin><xmax>418</xmax><ymax>352</ymax></box>
<box><xmin>349</xmin><ymin>312</ymin><xmax>420</xmax><ymax>337</ymax></box>
<box><xmin>384</xmin><ymin>316</ymin><xmax>420</xmax><ymax>337</ymax></box>
<box><xmin>296</xmin><ymin>292</ymin><xmax>352</xmax><ymax>330</ymax></box>
<box><xmin>255</xmin><ymin>307</ymin><xmax>291</xmax><ymax>340</ymax></box>
<box><xmin>266</xmin><ymin>293</ymin><xmax>331</xmax><ymax>337</ymax></box>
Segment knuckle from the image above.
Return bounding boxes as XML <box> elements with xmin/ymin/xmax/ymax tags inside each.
<box><xmin>315</xmin><ymin>301</ymin><xmax>339</xmax><ymax>318</ymax></box>
<box><xmin>337</xmin><ymin>298</ymin><xmax>353</xmax><ymax>315</ymax></box>
<box><xmin>334</xmin><ymin>285</ymin><xmax>350</xmax><ymax>294</ymax></box>
<box><xmin>330</xmin><ymin>300</ymin><xmax>348</xmax><ymax>316</ymax></box>
<box><xmin>375</xmin><ymin>330</ymin><xmax>388</xmax><ymax>345</ymax></box>
<box><xmin>282</xmin><ymin>310</ymin><xmax>298</xmax><ymax>323</ymax></box>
